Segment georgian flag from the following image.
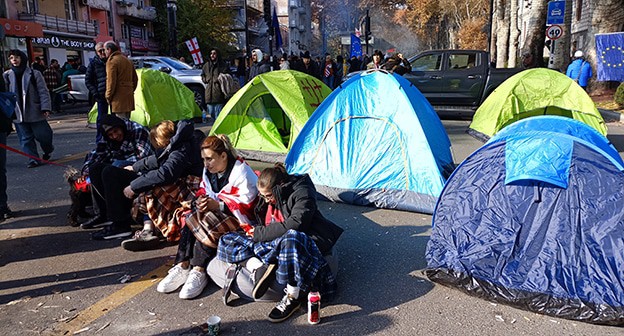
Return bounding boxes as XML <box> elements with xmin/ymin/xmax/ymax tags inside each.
<box><xmin>185</xmin><ymin>37</ymin><xmax>203</xmax><ymax>65</ymax></box>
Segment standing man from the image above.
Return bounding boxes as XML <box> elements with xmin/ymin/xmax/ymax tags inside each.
<box><xmin>86</xmin><ymin>42</ymin><xmax>109</xmax><ymax>141</ymax></box>
<box><xmin>295</xmin><ymin>51</ymin><xmax>320</xmax><ymax>79</ymax></box>
<box><xmin>43</xmin><ymin>59</ymin><xmax>62</xmax><ymax>113</ymax></box>
<box><xmin>32</xmin><ymin>57</ymin><xmax>46</xmax><ymax>73</ymax></box>
<box><xmin>3</xmin><ymin>49</ymin><xmax>54</xmax><ymax>168</ymax></box>
<box><xmin>248</xmin><ymin>49</ymin><xmax>271</xmax><ymax>82</ymax></box>
<box><xmin>201</xmin><ymin>48</ymin><xmax>229</xmax><ymax>122</ymax></box>
<box><xmin>566</xmin><ymin>50</ymin><xmax>593</xmax><ymax>91</ymax></box>
<box><xmin>104</xmin><ymin>41</ymin><xmax>138</xmax><ymax>119</ymax></box>
<box><xmin>0</xmin><ymin>74</ymin><xmax>14</xmax><ymax>220</ymax></box>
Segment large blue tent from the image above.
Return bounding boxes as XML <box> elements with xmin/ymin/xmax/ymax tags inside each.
<box><xmin>426</xmin><ymin>116</ymin><xmax>624</xmax><ymax>325</ymax></box>
<box><xmin>285</xmin><ymin>70</ymin><xmax>454</xmax><ymax>214</ymax></box>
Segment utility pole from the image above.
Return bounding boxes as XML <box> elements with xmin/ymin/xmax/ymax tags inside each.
<box><xmin>167</xmin><ymin>0</ymin><xmax>178</xmax><ymax>57</ymax></box>
<box><xmin>364</xmin><ymin>9</ymin><xmax>370</xmax><ymax>55</ymax></box>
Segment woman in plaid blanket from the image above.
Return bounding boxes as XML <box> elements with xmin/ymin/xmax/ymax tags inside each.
<box><xmin>157</xmin><ymin>135</ymin><xmax>259</xmax><ymax>299</ymax></box>
<box><xmin>217</xmin><ymin>163</ymin><xmax>344</xmax><ymax>323</ymax></box>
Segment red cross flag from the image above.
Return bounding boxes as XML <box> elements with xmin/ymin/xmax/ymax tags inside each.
<box><xmin>185</xmin><ymin>37</ymin><xmax>203</xmax><ymax>65</ymax></box>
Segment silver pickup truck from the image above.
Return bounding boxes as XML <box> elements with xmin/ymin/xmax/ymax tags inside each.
<box><xmin>68</xmin><ymin>56</ymin><xmax>206</xmax><ymax>108</ymax></box>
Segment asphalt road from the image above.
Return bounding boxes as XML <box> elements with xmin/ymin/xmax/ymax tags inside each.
<box><xmin>1</xmin><ymin>106</ymin><xmax>624</xmax><ymax>336</ymax></box>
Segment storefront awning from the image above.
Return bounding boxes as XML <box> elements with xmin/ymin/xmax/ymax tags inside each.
<box><xmin>0</xmin><ymin>19</ymin><xmax>43</xmax><ymax>38</ymax></box>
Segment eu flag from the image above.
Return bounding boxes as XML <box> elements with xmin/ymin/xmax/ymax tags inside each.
<box><xmin>272</xmin><ymin>7</ymin><xmax>283</xmax><ymax>50</ymax></box>
<box><xmin>350</xmin><ymin>34</ymin><xmax>362</xmax><ymax>58</ymax></box>
<box><xmin>595</xmin><ymin>33</ymin><xmax>624</xmax><ymax>82</ymax></box>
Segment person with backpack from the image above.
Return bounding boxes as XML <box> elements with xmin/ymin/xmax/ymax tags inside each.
<box><xmin>566</xmin><ymin>50</ymin><xmax>592</xmax><ymax>91</ymax></box>
<box><xmin>3</xmin><ymin>49</ymin><xmax>54</xmax><ymax>168</ymax></box>
<box><xmin>201</xmin><ymin>48</ymin><xmax>230</xmax><ymax>122</ymax></box>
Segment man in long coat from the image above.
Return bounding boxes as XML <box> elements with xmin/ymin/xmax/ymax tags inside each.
<box><xmin>104</xmin><ymin>41</ymin><xmax>138</xmax><ymax>119</ymax></box>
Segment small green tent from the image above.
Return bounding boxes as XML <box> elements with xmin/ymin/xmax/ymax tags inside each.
<box><xmin>468</xmin><ymin>68</ymin><xmax>606</xmax><ymax>140</ymax></box>
<box><xmin>209</xmin><ymin>70</ymin><xmax>331</xmax><ymax>162</ymax></box>
<box><xmin>88</xmin><ymin>68</ymin><xmax>201</xmax><ymax>127</ymax></box>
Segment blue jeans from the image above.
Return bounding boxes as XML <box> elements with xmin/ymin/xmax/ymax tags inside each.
<box><xmin>95</xmin><ymin>98</ymin><xmax>109</xmax><ymax>142</ymax></box>
<box><xmin>13</xmin><ymin>120</ymin><xmax>54</xmax><ymax>164</ymax></box>
<box><xmin>323</xmin><ymin>75</ymin><xmax>334</xmax><ymax>89</ymax></box>
<box><xmin>0</xmin><ymin>132</ymin><xmax>7</xmax><ymax>209</ymax></box>
<box><xmin>206</xmin><ymin>103</ymin><xmax>224</xmax><ymax>120</ymax></box>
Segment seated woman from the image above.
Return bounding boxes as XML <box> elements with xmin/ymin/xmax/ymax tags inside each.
<box><xmin>156</xmin><ymin>135</ymin><xmax>258</xmax><ymax>299</ymax></box>
<box><xmin>216</xmin><ymin>163</ymin><xmax>343</xmax><ymax>323</ymax></box>
<box><xmin>121</xmin><ymin>119</ymin><xmax>204</xmax><ymax>250</ymax></box>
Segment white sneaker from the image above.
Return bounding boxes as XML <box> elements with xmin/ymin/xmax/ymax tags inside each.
<box><xmin>179</xmin><ymin>269</ymin><xmax>208</xmax><ymax>299</ymax></box>
<box><xmin>157</xmin><ymin>264</ymin><xmax>190</xmax><ymax>293</ymax></box>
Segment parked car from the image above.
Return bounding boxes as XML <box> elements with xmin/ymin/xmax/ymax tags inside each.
<box><xmin>67</xmin><ymin>56</ymin><xmax>207</xmax><ymax>110</ymax></box>
<box><xmin>344</xmin><ymin>50</ymin><xmax>523</xmax><ymax>118</ymax></box>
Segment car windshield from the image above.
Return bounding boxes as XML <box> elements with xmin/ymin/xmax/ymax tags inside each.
<box><xmin>158</xmin><ymin>57</ymin><xmax>194</xmax><ymax>70</ymax></box>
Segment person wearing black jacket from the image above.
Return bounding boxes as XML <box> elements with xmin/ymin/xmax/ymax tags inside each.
<box><xmin>85</xmin><ymin>42</ymin><xmax>109</xmax><ymax>141</ymax></box>
<box><xmin>217</xmin><ymin>163</ymin><xmax>343</xmax><ymax>323</ymax></box>
<box><xmin>0</xmin><ymin>74</ymin><xmax>14</xmax><ymax>220</ymax></box>
<box><xmin>121</xmin><ymin>119</ymin><xmax>204</xmax><ymax>251</ymax></box>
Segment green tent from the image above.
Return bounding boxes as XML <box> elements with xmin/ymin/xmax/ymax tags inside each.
<box><xmin>469</xmin><ymin>68</ymin><xmax>606</xmax><ymax>140</ymax></box>
<box><xmin>88</xmin><ymin>68</ymin><xmax>201</xmax><ymax>127</ymax></box>
<box><xmin>209</xmin><ymin>70</ymin><xmax>332</xmax><ymax>162</ymax></box>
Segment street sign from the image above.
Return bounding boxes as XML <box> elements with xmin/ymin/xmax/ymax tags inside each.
<box><xmin>546</xmin><ymin>25</ymin><xmax>564</xmax><ymax>40</ymax></box>
<box><xmin>546</xmin><ymin>1</ymin><xmax>565</xmax><ymax>25</ymax></box>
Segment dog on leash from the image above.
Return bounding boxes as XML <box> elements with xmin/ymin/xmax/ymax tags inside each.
<box><xmin>64</xmin><ymin>167</ymin><xmax>94</xmax><ymax>227</ymax></box>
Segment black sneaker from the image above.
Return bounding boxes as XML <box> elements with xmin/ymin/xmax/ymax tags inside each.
<box><xmin>27</xmin><ymin>161</ymin><xmax>40</xmax><ymax>168</ymax></box>
<box><xmin>121</xmin><ymin>230</ymin><xmax>161</xmax><ymax>251</ymax></box>
<box><xmin>0</xmin><ymin>207</ymin><xmax>14</xmax><ymax>220</ymax></box>
<box><xmin>268</xmin><ymin>291</ymin><xmax>302</xmax><ymax>323</ymax></box>
<box><xmin>80</xmin><ymin>216</ymin><xmax>111</xmax><ymax>229</ymax></box>
<box><xmin>42</xmin><ymin>153</ymin><xmax>52</xmax><ymax>161</ymax></box>
<box><xmin>251</xmin><ymin>263</ymin><xmax>277</xmax><ymax>299</ymax></box>
<box><xmin>91</xmin><ymin>225</ymin><xmax>132</xmax><ymax>240</ymax></box>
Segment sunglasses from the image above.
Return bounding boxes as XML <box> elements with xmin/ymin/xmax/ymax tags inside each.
<box><xmin>259</xmin><ymin>192</ymin><xmax>274</xmax><ymax>201</ymax></box>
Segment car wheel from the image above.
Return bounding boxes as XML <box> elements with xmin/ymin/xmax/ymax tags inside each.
<box><xmin>188</xmin><ymin>85</ymin><xmax>205</xmax><ymax>111</ymax></box>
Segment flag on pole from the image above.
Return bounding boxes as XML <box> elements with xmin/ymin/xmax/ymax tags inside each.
<box><xmin>350</xmin><ymin>34</ymin><xmax>362</xmax><ymax>58</ymax></box>
<box><xmin>185</xmin><ymin>37</ymin><xmax>203</xmax><ymax>65</ymax></box>
<box><xmin>272</xmin><ymin>7</ymin><xmax>283</xmax><ymax>50</ymax></box>
<box><xmin>595</xmin><ymin>32</ymin><xmax>624</xmax><ymax>82</ymax></box>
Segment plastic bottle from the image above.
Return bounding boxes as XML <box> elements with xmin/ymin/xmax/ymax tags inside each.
<box><xmin>307</xmin><ymin>291</ymin><xmax>321</xmax><ymax>324</ymax></box>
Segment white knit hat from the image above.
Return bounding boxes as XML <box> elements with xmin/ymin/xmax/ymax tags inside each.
<box><xmin>574</xmin><ymin>50</ymin><xmax>584</xmax><ymax>58</ymax></box>
<box><xmin>252</xmin><ymin>49</ymin><xmax>263</xmax><ymax>61</ymax></box>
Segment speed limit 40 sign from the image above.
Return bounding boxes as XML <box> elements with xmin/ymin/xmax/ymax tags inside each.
<box><xmin>546</xmin><ymin>25</ymin><xmax>564</xmax><ymax>40</ymax></box>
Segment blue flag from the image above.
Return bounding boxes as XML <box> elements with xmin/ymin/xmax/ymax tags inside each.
<box><xmin>595</xmin><ymin>33</ymin><xmax>624</xmax><ymax>82</ymax></box>
<box><xmin>272</xmin><ymin>7</ymin><xmax>283</xmax><ymax>50</ymax></box>
<box><xmin>350</xmin><ymin>34</ymin><xmax>362</xmax><ymax>58</ymax></box>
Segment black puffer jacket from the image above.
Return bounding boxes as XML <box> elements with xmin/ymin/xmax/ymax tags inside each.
<box><xmin>253</xmin><ymin>174</ymin><xmax>343</xmax><ymax>254</ymax></box>
<box><xmin>130</xmin><ymin>120</ymin><xmax>204</xmax><ymax>193</ymax></box>
<box><xmin>0</xmin><ymin>75</ymin><xmax>11</xmax><ymax>134</ymax></box>
<box><xmin>85</xmin><ymin>56</ymin><xmax>107</xmax><ymax>99</ymax></box>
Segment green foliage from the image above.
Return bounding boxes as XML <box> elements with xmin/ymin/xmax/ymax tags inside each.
<box><xmin>615</xmin><ymin>82</ymin><xmax>624</xmax><ymax>107</ymax></box>
<box><xmin>152</xmin><ymin>0</ymin><xmax>237</xmax><ymax>58</ymax></box>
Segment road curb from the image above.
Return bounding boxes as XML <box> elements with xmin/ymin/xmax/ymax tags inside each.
<box><xmin>599</xmin><ymin>108</ymin><xmax>624</xmax><ymax>123</ymax></box>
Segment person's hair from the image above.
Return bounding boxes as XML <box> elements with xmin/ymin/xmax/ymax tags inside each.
<box><xmin>95</xmin><ymin>42</ymin><xmax>104</xmax><ymax>50</ymax></box>
<box><xmin>257</xmin><ymin>163</ymin><xmax>289</xmax><ymax>190</ymax></box>
<box><xmin>104</xmin><ymin>40</ymin><xmax>119</xmax><ymax>52</ymax></box>
<box><xmin>201</xmin><ymin>134</ymin><xmax>238</xmax><ymax>160</ymax></box>
<box><xmin>51</xmin><ymin>59</ymin><xmax>58</xmax><ymax>65</ymax></box>
<box><xmin>149</xmin><ymin>120</ymin><xmax>176</xmax><ymax>149</ymax></box>
<box><xmin>373</xmin><ymin>50</ymin><xmax>384</xmax><ymax>59</ymax></box>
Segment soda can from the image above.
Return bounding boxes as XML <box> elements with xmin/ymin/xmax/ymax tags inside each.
<box><xmin>307</xmin><ymin>291</ymin><xmax>321</xmax><ymax>324</ymax></box>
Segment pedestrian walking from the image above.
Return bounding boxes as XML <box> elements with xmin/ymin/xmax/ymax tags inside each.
<box><xmin>42</xmin><ymin>59</ymin><xmax>62</xmax><ymax>113</ymax></box>
<box><xmin>566</xmin><ymin>50</ymin><xmax>592</xmax><ymax>91</ymax></box>
<box><xmin>86</xmin><ymin>42</ymin><xmax>109</xmax><ymax>141</ymax></box>
<box><xmin>3</xmin><ymin>49</ymin><xmax>54</xmax><ymax>168</ymax></box>
<box><xmin>201</xmin><ymin>49</ymin><xmax>229</xmax><ymax>122</ymax></box>
<box><xmin>104</xmin><ymin>41</ymin><xmax>138</xmax><ymax>119</ymax></box>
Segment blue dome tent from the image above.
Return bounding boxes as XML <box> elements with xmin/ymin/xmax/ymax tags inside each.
<box><xmin>426</xmin><ymin>116</ymin><xmax>624</xmax><ymax>325</ymax></box>
<box><xmin>285</xmin><ymin>70</ymin><xmax>454</xmax><ymax>214</ymax></box>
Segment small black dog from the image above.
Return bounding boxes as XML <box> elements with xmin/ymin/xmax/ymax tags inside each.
<box><xmin>64</xmin><ymin>167</ymin><xmax>94</xmax><ymax>227</ymax></box>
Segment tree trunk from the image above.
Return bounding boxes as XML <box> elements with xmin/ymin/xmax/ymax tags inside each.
<box><xmin>521</xmin><ymin>0</ymin><xmax>548</xmax><ymax>68</ymax></box>
<box><xmin>507</xmin><ymin>0</ymin><xmax>520</xmax><ymax>67</ymax></box>
<box><xmin>489</xmin><ymin>3</ymin><xmax>498</xmax><ymax>64</ymax></box>
<box><xmin>589</xmin><ymin>0</ymin><xmax>624</xmax><ymax>93</ymax></box>
<box><xmin>495</xmin><ymin>0</ymin><xmax>510</xmax><ymax>67</ymax></box>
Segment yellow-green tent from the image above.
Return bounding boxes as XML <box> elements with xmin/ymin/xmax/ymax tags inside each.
<box><xmin>88</xmin><ymin>68</ymin><xmax>201</xmax><ymax>127</ymax></box>
<box><xmin>469</xmin><ymin>68</ymin><xmax>606</xmax><ymax>140</ymax></box>
<box><xmin>209</xmin><ymin>70</ymin><xmax>331</xmax><ymax>162</ymax></box>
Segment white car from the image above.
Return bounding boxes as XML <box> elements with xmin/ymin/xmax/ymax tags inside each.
<box><xmin>67</xmin><ymin>56</ymin><xmax>206</xmax><ymax>109</ymax></box>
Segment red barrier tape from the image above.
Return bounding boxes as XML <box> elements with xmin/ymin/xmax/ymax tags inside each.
<box><xmin>0</xmin><ymin>142</ymin><xmax>68</xmax><ymax>168</ymax></box>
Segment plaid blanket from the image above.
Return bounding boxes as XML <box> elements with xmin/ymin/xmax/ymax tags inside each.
<box><xmin>217</xmin><ymin>230</ymin><xmax>337</xmax><ymax>298</ymax></box>
<box><xmin>133</xmin><ymin>175</ymin><xmax>202</xmax><ymax>242</ymax></box>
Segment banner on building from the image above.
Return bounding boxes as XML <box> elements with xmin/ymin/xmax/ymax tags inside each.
<box><xmin>350</xmin><ymin>34</ymin><xmax>362</xmax><ymax>58</ymax></box>
<box><xmin>595</xmin><ymin>32</ymin><xmax>624</xmax><ymax>82</ymax></box>
<box><xmin>185</xmin><ymin>37</ymin><xmax>203</xmax><ymax>65</ymax></box>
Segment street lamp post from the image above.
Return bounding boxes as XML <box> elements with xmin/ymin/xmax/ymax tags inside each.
<box><xmin>167</xmin><ymin>0</ymin><xmax>178</xmax><ymax>57</ymax></box>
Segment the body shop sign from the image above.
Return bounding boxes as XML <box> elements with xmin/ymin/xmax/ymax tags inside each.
<box><xmin>33</xmin><ymin>35</ymin><xmax>95</xmax><ymax>50</ymax></box>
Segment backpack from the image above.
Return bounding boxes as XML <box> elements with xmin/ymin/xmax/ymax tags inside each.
<box><xmin>218</xmin><ymin>73</ymin><xmax>240</xmax><ymax>100</ymax></box>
